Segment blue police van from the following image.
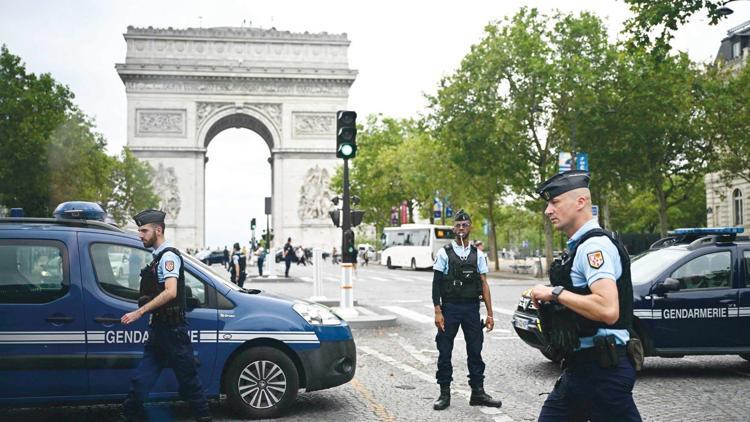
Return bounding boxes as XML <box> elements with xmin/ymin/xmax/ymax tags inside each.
<box><xmin>512</xmin><ymin>227</ymin><xmax>750</xmax><ymax>365</ymax></box>
<box><xmin>0</xmin><ymin>203</ymin><xmax>356</xmax><ymax>419</ymax></box>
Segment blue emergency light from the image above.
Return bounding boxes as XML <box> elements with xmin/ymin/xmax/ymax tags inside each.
<box><xmin>670</xmin><ymin>227</ymin><xmax>744</xmax><ymax>236</ymax></box>
<box><xmin>53</xmin><ymin>201</ymin><xmax>106</xmax><ymax>221</ymax></box>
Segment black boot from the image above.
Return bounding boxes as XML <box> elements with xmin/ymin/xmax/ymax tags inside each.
<box><xmin>469</xmin><ymin>384</ymin><xmax>502</xmax><ymax>407</ymax></box>
<box><xmin>433</xmin><ymin>384</ymin><xmax>451</xmax><ymax>410</ymax></box>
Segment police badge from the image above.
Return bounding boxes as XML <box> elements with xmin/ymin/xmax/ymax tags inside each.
<box><xmin>587</xmin><ymin>251</ymin><xmax>604</xmax><ymax>269</ymax></box>
<box><xmin>165</xmin><ymin>260</ymin><xmax>175</xmax><ymax>272</ymax></box>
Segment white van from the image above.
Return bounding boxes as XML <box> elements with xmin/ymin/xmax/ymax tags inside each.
<box><xmin>380</xmin><ymin>224</ymin><xmax>455</xmax><ymax>270</ymax></box>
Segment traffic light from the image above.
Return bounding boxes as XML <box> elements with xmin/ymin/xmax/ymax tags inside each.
<box><xmin>336</xmin><ymin>111</ymin><xmax>357</xmax><ymax>159</ymax></box>
<box><xmin>329</xmin><ymin>210</ymin><xmax>341</xmax><ymax>228</ymax></box>
<box><xmin>342</xmin><ymin>229</ymin><xmax>356</xmax><ymax>263</ymax></box>
<box><xmin>351</xmin><ymin>210</ymin><xmax>365</xmax><ymax>227</ymax></box>
<box><xmin>250</xmin><ymin>218</ymin><xmax>256</xmax><ymax>230</ymax></box>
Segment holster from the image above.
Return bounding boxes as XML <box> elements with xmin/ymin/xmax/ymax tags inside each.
<box><xmin>594</xmin><ymin>335</ymin><xmax>619</xmax><ymax>368</ymax></box>
<box><xmin>626</xmin><ymin>332</ymin><xmax>644</xmax><ymax>371</ymax></box>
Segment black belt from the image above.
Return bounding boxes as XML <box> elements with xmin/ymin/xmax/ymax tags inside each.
<box><xmin>565</xmin><ymin>346</ymin><xmax>626</xmax><ymax>366</ymax></box>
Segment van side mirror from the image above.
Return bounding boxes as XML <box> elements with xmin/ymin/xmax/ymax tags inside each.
<box><xmin>654</xmin><ymin>277</ymin><xmax>680</xmax><ymax>295</ymax></box>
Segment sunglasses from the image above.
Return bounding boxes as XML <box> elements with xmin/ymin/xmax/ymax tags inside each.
<box><xmin>454</xmin><ymin>222</ymin><xmax>471</xmax><ymax>229</ymax></box>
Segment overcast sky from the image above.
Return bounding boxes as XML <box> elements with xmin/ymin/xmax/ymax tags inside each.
<box><xmin>1</xmin><ymin>0</ymin><xmax>745</xmax><ymax>248</ymax></box>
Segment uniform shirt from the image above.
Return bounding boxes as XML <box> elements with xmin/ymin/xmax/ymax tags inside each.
<box><xmin>232</xmin><ymin>252</ymin><xmax>240</xmax><ymax>266</ymax></box>
<box><xmin>152</xmin><ymin>241</ymin><xmax>181</xmax><ymax>284</ymax></box>
<box><xmin>568</xmin><ymin>218</ymin><xmax>629</xmax><ymax>349</ymax></box>
<box><xmin>433</xmin><ymin>240</ymin><xmax>489</xmax><ymax>275</ymax></box>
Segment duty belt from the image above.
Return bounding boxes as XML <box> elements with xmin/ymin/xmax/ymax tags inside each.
<box><xmin>563</xmin><ymin>346</ymin><xmax>626</xmax><ymax>368</ymax></box>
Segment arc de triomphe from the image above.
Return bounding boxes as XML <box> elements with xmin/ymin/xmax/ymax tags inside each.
<box><xmin>116</xmin><ymin>26</ymin><xmax>356</xmax><ymax>249</ymax></box>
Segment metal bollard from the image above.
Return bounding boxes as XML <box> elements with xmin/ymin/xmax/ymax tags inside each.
<box><xmin>337</xmin><ymin>262</ymin><xmax>358</xmax><ymax>318</ymax></box>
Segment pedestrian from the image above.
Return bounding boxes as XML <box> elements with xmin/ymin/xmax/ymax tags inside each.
<box><xmin>362</xmin><ymin>248</ymin><xmax>369</xmax><ymax>266</ymax></box>
<box><xmin>120</xmin><ymin>209</ymin><xmax>211</xmax><ymax>422</ymax></box>
<box><xmin>531</xmin><ymin>171</ymin><xmax>641</xmax><ymax>421</ymax></box>
<box><xmin>432</xmin><ymin>210</ymin><xmax>502</xmax><ymax>411</ymax></box>
<box><xmin>254</xmin><ymin>244</ymin><xmax>267</xmax><ymax>277</ymax></box>
<box><xmin>295</xmin><ymin>246</ymin><xmax>306</xmax><ymax>266</ymax></box>
<box><xmin>230</xmin><ymin>242</ymin><xmax>247</xmax><ymax>288</ymax></box>
<box><xmin>222</xmin><ymin>245</ymin><xmax>229</xmax><ymax>269</ymax></box>
<box><xmin>332</xmin><ymin>247</ymin><xmax>339</xmax><ymax>264</ymax></box>
<box><xmin>475</xmin><ymin>240</ymin><xmax>488</xmax><ymax>269</ymax></box>
<box><xmin>283</xmin><ymin>237</ymin><xmax>294</xmax><ymax>277</ymax></box>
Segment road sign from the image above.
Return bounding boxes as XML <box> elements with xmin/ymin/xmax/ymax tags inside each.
<box><xmin>575</xmin><ymin>152</ymin><xmax>589</xmax><ymax>171</ymax></box>
<box><xmin>446</xmin><ymin>207</ymin><xmax>453</xmax><ymax>218</ymax></box>
<box><xmin>558</xmin><ymin>152</ymin><xmax>572</xmax><ymax>173</ymax></box>
<box><xmin>592</xmin><ymin>205</ymin><xmax>599</xmax><ymax>220</ymax></box>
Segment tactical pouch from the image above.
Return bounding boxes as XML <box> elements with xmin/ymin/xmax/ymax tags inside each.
<box><xmin>538</xmin><ymin>302</ymin><xmax>580</xmax><ymax>357</ymax></box>
<box><xmin>137</xmin><ymin>295</ymin><xmax>152</xmax><ymax>308</ymax></box>
<box><xmin>593</xmin><ymin>335</ymin><xmax>619</xmax><ymax>369</ymax></box>
<box><xmin>626</xmin><ymin>334</ymin><xmax>644</xmax><ymax>371</ymax></box>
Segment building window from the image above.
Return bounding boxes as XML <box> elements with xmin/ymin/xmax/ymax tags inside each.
<box><xmin>733</xmin><ymin>189</ymin><xmax>743</xmax><ymax>226</ymax></box>
<box><xmin>733</xmin><ymin>41</ymin><xmax>742</xmax><ymax>58</ymax></box>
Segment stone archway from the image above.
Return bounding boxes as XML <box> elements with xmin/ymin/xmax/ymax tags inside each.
<box><xmin>117</xmin><ymin>26</ymin><xmax>357</xmax><ymax>249</ymax></box>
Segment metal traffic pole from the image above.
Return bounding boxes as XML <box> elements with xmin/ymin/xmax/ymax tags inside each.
<box><xmin>309</xmin><ymin>248</ymin><xmax>326</xmax><ymax>301</ymax></box>
<box><xmin>337</xmin><ymin>157</ymin><xmax>357</xmax><ymax>318</ymax></box>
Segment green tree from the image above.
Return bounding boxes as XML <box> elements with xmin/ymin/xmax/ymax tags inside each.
<box><xmin>0</xmin><ymin>45</ymin><xmax>73</xmax><ymax>216</ymax></box>
<box><xmin>107</xmin><ymin>149</ymin><xmax>160</xmax><ymax>225</ymax></box>
<box><xmin>47</xmin><ymin>108</ymin><xmax>115</xmax><ymax>209</ymax></box>
<box><xmin>431</xmin><ymin>9</ymin><xmax>619</xmax><ymax>269</ymax></box>
<box><xmin>623</xmin><ymin>0</ymin><xmax>727</xmax><ymax>50</ymax></box>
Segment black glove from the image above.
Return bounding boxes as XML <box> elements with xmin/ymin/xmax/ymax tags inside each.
<box><xmin>538</xmin><ymin>302</ymin><xmax>580</xmax><ymax>356</ymax></box>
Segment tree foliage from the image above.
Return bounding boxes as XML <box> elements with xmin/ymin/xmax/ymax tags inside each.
<box><xmin>623</xmin><ymin>0</ymin><xmax>726</xmax><ymax>50</ymax></box>
<box><xmin>0</xmin><ymin>45</ymin><xmax>157</xmax><ymax>223</ymax></box>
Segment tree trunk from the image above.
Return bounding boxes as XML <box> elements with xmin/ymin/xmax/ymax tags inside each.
<box><xmin>655</xmin><ymin>181</ymin><xmax>669</xmax><ymax>237</ymax></box>
<box><xmin>602</xmin><ymin>193</ymin><xmax>611</xmax><ymax>230</ymax></box>
<box><xmin>543</xmin><ymin>207</ymin><xmax>554</xmax><ymax>274</ymax></box>
<box><xmin>487</xmin><ymin>195</ymin><xmax>500</xmax><ymax>271</ymax></box>
<box><xmin>408</xmin><ymin>200</ymin><xmax>415</xmax><ymax>224</ymax></box>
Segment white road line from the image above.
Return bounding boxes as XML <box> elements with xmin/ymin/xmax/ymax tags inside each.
<box><xmin>394</xmin><ymin>335</ymin><xmax>433</xmax><ymax>365</ymax></box>
<box><xmin>358</xmin><ymin>345</ymin><xmax>513</xmax><ymax>421</ymax></box>
<box><xmin>368</xmin><ymin>276</ymin><xmax>390</xmax><ymax>282</ymax></box>
<box><xmin>324</xmin><ymin>276</ymin><xmax>339</xmax><ymax>282</ymax></box>
<box><xmin>381</xmin><ymin>306</ymin><xmax>434</xmax><ymax>324</ymax></box>
<box><xmin>300</xmin><ymin>276</ymin><xmax>313</xmax><ymax>282</ymax></box>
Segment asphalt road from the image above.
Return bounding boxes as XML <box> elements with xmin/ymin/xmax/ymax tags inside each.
<box><xmin>3</xmin><ymin>261</ymin><xmax>749</xmax><ymax>421</ymax></box>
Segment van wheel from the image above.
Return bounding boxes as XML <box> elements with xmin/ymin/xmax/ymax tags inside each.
<box><xmin>224</xmin><ymin>347</ymin><xmax>299</xmax><ymax>419</ymax></box>
<box><xmin>740</xmin><ymin>353</ymin><xmax>750</xmax><ymax>362</ymax></box>
<box><xmin>410</xmin><ymin>258</ymin><xmax>417</xmax><ymax>271</ymax></box>
<box><xmin>387</xmin><ymin>257</ymin><xmax>394</xmax><ymax>269</ymax></box>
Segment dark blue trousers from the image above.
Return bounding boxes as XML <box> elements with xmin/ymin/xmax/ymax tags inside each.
<box><xmin>539</xmin><ymin>354</ymin><xmax>641</xmax><ymax>422</ymax></box>
<box><xmin>122</xmin><ymin>324</ymin><xmax>209</xmax><ymax>419</ymax></box>
<box><xmin>435</xmin><ymin>302</ymin><xmax>485</xmax><ymax>387</ymax></box>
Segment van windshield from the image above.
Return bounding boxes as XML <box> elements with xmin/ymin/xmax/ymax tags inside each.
<box><xmin>183</xmin><ymin>253</ymin><xmax>241</xmax><ymax>291</ymax></box>
<box><xmin>630</xmin><ymin>248</ymin><xmax>689</xmax><ymax>285</ymax></box>
<box><xmin>383</xmin><ymin>229</ymin><xmax>431</xmax><ymax>247</ymax></box>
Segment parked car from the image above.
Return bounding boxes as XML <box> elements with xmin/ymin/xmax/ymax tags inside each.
<box><xmin>512</xmin><ymin>227</ymin><xmax>750</xmax><ymax>365</ymax></box>
<box><xmin>201</xmin><ymin>250</ymin><xmax>225</xmax><ymax>266</ymax></box>
<box><xmin>0</xmin><ymin>202</ymin><xmax>356</xmax><ymax>419</ymax></box>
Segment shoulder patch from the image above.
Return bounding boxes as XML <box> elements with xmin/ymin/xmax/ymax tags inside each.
<box><xmin>165</xmin><ymin>260</ymin><xmax>175</xmax><ymax>272</ymax></box>
<box><xmin>587</xmin><ymin>251</ymin><xmax>604</xmax><ymax>269</ymax></box>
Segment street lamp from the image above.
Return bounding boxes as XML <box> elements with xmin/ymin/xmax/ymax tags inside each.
<box><xmin>717</xmin><ymin>0</ymin><xmax>750</xmax><ymax>16</ymax></box>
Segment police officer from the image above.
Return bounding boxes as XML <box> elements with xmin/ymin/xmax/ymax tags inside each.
<box><xmin>432</xmin><ymin>210</ymin><xmax>502</xmax><ymax>411</ymax></box>
<box><xmin>230</xmin><ymin>242</ymin><xmax>247</xmax><ymax>287</ymax></box>
<box><xmin>530</xmin><ymin>171</ymin><xmax>641</xmax><ymax>421</ymax></box>
<box><xmin>283</xmin><ymin>237</ymin><xmax>294</xmax><ymax>277</ymax></box>
<box><xmin>120</xmin><ymin>209</ymin><xmax>211</xmax><ymax>422</ymax></box>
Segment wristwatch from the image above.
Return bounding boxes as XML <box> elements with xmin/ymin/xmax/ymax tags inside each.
<box><xmin>551</xmin><ymin>286</ymin><xmax>565</xmax><ymax>302</ymax></box>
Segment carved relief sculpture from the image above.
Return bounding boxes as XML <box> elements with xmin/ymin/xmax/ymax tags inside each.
<box><xmin>152</xmin><ymin>163</ymin><xmax>181</xmax><ymax>220</ymax></box>
<box><xmin>298</xmin><ymin>165</ymin><xmax>335</xmax><ymax>221</ymax></box>
<box><xmin>136</xmin><ymin>109</ymin><xmax>186</xmax><ymax>136</ymax></box>
<box><xmin>293</xmin><ymin>112</ymin><xmax>335</xmax><ymax>137</ymax></box>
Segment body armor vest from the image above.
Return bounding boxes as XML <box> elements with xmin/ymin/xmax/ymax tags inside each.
<box><xmin>230</xmin><ymin>251</ymin><xmax>246</xmax><ymax>276</ymax></box>
<box><xmin>548</xmin><ymin>228</ymin><xmax>633</xmax><ymax>336</ymax></box>
<box><xmin>440</xmin><ymin>244</ymin><xmax>483</xmax><ymax>303</ymax></box>
<box><xmin>139</xmin><ymin>247</ymin><xmax>186</xmax><ymax>326</ymax></box>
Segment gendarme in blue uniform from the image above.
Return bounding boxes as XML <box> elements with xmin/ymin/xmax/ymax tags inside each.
<box><xmin>123</xmin><ymin>209</ymin><xmax>210</xmax><ymax>421</ymax></box>
<box><xmin>568</xmin><ymin>218</ymin><xmax>629</xmax><ymax>349</ymax></box>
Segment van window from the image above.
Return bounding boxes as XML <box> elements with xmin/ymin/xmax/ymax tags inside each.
<box><xmin>384</xmin><ymin>229</ymin><xmax>430</xmax><ymax>247</ymax></box>
<box><xmin>0</xmin><ymin>240</ymin><xmax>68</xmax><ymax>304</ymax></box>
<box><xmin>434</xmin><ymin>228</ymin><xmax>455</xmax><ymax>239</ymax></box>
<box><xmin>90</xmin><ymin>243</ymin><xmax>208</xmax><ymax>306</ymax></box>
<box><xmin>670</xmin><ymin>251</ymin><xmax>731</xmax><ymax>290</ymax></box>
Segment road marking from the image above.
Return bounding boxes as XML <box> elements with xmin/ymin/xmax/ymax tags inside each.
<box><xmin>324</xmin><ymin>276</ymin><xmax>339</xmax><ymax>282</ymax></box>
<box><xmin>393</xmin><ymin>334</ymin><xmax>433</xmax><ymax>365</ymax></box>
<box><xmin>300</xmin><ymin>276</ymin><xmax>313</xmax><ymax>282</ymax></box>
<box><xmin>368</xmin><ymin>276</ymin><xmax>390</xmax><ymax>282</ymax></box>
<box><xmin>350</xmin><ymin>378</ymin><xmax>396</xmax><ymax>422</ymax></box>
<box><xmin>358</xmin><ymin>346</ymin><xmax>513</xmax><ymax>421</ymax></box>
<box><xmin>381</xmin><ymin>306</ymin><xmax>434</xmax><ymax>324</ymax></box>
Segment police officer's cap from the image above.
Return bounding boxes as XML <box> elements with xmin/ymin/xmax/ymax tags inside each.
<box><xmin>536</xmin><ymin>170</ymin><xmax>590</xmax><ymax>201</ymax></box>
<box><xmin>454</xmin><ymin>209</ymin><xmax>471</xmax><ymax>222</ymax></box>
<box><xmin>133</xmin><ymin>209</ymin><xmax>166</xmax><ymax>227</ymax></box>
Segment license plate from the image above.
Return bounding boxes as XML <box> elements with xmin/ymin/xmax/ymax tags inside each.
<box><xmin>513</xmin><ymin>317</ymin><xmax>529</xmax><ymax>330</ymax></box>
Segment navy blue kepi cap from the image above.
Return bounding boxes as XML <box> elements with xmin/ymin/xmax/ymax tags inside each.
<box><xmin>133</xmin><ymin>209</ymin><xmax>166</xmax><ymax>226</ymax></box>
<box><xmin>454</xmin><ymin>209</ymin><xmax>471</xmax><ymax>222</ymax></box>
<box><xmin>536</xmin><ymin>171</ymin><xmax>591</xmax><ymax>201</ymax></box>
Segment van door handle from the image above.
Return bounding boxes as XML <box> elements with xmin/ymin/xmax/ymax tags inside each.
<box><xmin>94</xmin><ymin>317</ymin><xmax>121</xmax><ymax>324</ymax></box>
<box><xmin>45</xmin><ymin>316</ymin><xmax>74</xmax><ymax>323</ymax></box>
<box><xmin>719</xmin><ymin>299</ymin><xmax>736</xmax><ymax>305</ymax></box>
